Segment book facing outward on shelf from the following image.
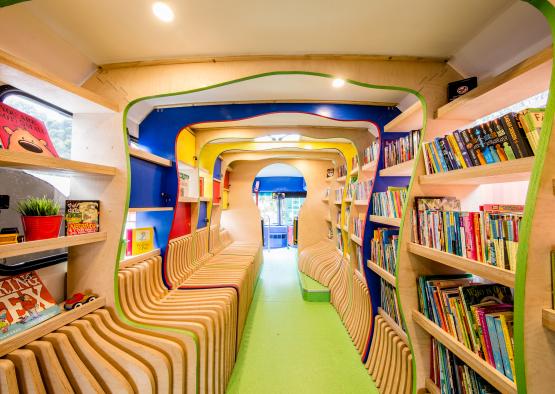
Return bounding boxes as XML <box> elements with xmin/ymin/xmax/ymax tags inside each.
<box><xmin>126</xmin><ymin>227</ymin><xmax>155</xmax><ymax>256</ymax></box>
<box><xmin>411</xmin><ymin>197</ymin><xmax>522</xmax><ymax>272</ymax></box>
<box><xmin>0</xmin><ymin>271</ymin><xmax>61</xmax><ymax>340</ymax></box>
<box><xmin>422</xmin><ymin>109</ymin><xmax>543</xmax><ymax>175</ymax></box>
<box><xmin>65</xmin><ymin>200</ymin><xmax>100</xmax><ymax>236</ymax></box>
<box><xmin>418</xmin><ymin>275</ymin><xmax>515</xmax><ymax>382</ymax></box>
<box><xmin>371</xmin><ymin>186</ymin><xmax>408</xmax><ymax>218</ymax></box>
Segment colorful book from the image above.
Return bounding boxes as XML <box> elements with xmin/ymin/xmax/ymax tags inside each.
<box><xmin>65</xmin><ymin>200</ymin><xmax>100</xmax><ymax>236</ymax></box>
<box><xmin>126</xmin><ymin>227</ymin><xmax>155</xmax><ymax>256</ymax></box>
<box><xmin>0</xmin><ymin>271</ymin><xmax>61</xmax><ymax>340</ymax></box>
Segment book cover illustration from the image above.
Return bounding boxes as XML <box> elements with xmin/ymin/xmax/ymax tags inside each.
<box><xmin>0</xmin><ymin>102</ymin><xmax>59</xmax><ymax>157</ymax></box>
<box><xmin>0</xmin><ymin>271</ymin><xmax>61</xmax><ymax>340</ymax></box>
<box><xmin>65</xmin><ymin>200</ymin><xmax>100</xmax><ymax>236</ymax></box>
<box><xmin>126</xmin><ymin>227</ymin><xmax>155</xmax><ymax>256</ymax></box>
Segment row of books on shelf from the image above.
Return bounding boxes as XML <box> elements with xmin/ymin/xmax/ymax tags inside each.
<box><xmin>337</xmin><ymin>164</ymin><xmax>348</xmax><ymax>178</ymax></box>
<box><xmin>337</xmin><ymin>229</ymin><xmax>343</xmax><ymax>251</ymax></box>
<box><xmin>383</xmin><ymin>130</ymin><xmax>420</xmax><ymax>169</ymax></box>
<box><xmin>417</xmin><ymin>275</ymin><xmax>515</xmax><ymax>382</ymax></box>
<box><xmin>345</xmin><ymin>206</ymin><xmax>351</xmax><ymax>229</ymax></box>
<box><xmin>352</xmin><ymin>215</ymin><xmax>364</xmax><ymax>238</ymax></box>
<box><xmin>354</xmin><ymin>244</ymin><xmax>364</xmax><ymax>273</ymax></box>
<box><xmin>381</xmin><ymin>279</ymin><xmax>404</xmax><ymax>329</ymax></box>
<box><xmin>351</xmin><ymin>155</ymin><xmax>359</xmax><ymax>170</ymax></box>
<box><xmin>334</xmin><ymin>188</ymin><xmax>343</xmax><ymax>203</ymax></box>
<box><xmin>410</xmin><ymin>197</ymin><xmax>522</xmax><ymax>272</ymax></box>
<box><xmin>431</xmin><ymin>339</ymin><xmax>498</xmax><ymax>394</ymax></box>
<box><xmin>422</xmin><ymin>109</ymin><xmax>543</xmax><ymax>175</ymax></box>
<box><xmin>364</xmin><ymin>141</ymin><xmax>379</xmax><ymax>164</ymax></box>
<box><xmin>348</xmin><ymin>179</ymin><xmax>373</xmax><ymax>201</ymax></box>
<box><xmin>370</xmin><ymin>228</ymin><xmax>398</xmax><ymax>277</ymax></box>
<box><xmin>371</xmin><ymin>186</ymin><xmax>408</xmax><ymax>218</ymax></box>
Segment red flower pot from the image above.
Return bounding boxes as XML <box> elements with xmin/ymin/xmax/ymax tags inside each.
<box><xmin>21</xmin><ymin>215</ymin><xmax>62</xmax><ymax>241</ymax></box>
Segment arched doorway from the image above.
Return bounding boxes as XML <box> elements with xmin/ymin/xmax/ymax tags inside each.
<box><xmin>253</xmin><ymin>163</ymin><xmax>306</xmax><ymax>249</ymax></box>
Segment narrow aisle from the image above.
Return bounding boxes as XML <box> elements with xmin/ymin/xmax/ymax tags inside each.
<box><xmin>226</xmin><ymin>248</ymin><xmax>378</xmax><ymax>394</ymax></box>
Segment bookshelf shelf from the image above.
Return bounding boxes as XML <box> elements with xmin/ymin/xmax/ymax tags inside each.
<box><xmin>412</xmin><ymin>310</ymin><xmax>517</xmax><ymax>394</ymax></box>
<box><xmin>325</xmin><ymin>217</ymin><xmax>332</xmax><ymax>222</ymax></box>
<box><xmin>407</xmin><ymin>243</ymin><xmax>515</xmax><ymax>288</ymax></box>
<box><xmin>223</xmin><ymin>188</ymin><xmax>230</xmax><ymax>192</ymax></box>
<box><xmin>350</xmin><ymin>167</ymin><xmax>359</xmax><ymax>176</ymax></box>
<box><xmin>425</xmin><ymin>378</ymin><xmax>441</xmax><ymax>394</ymax></box>
<box><xmin>378</xmin><ymin>307</ymin><xmax>408</xmax><ymax>345</ymax></box>
<box><xmin>128</xmin><ymin>207</ymin><xmax>173</xmax><ymax>213</ymax></box>
<box><xmin>129</xmin><ymin>147</ymin><xmax>172</xmax><ymax>167</ymax></box>
<box><xmin>369</xmin><ymin>215</ymin><xmax>401</xmax><ymax>227</ymax></box>
<box><xmin>199</xmin><ymin>197</ymin><xmax>211</xmax><ymax>202</ymax></box>
<box><xmin>361</xmin><ymin>160</ymin><xmax>377</xmax><ymax>173</ymax></box>
<box><xmin>542</xmin><ymin>309</ymin><xmax>555</xmax><ymax>331</ymax></box>
<box><xmin>342</xmin><ymin>226</ymin><xmax>348</xmax><ymax>232</ymax></box>
<box><xmin>350</xmin><ymin>234</ymin><xmax>362</xmax><ymax>246</ymax></box>
<box><xmin>379</xmin><ymin>159</ymin><xmax>415</xmax><ymax>177</ymax></box>
<box><xmin>322</xmin><ymin>197</ymin><xmax>329</xmax><ymax>202</ymax></box>
<box><xmin>353</xmin><ymin>200</ymin><xmax>368</xmax><ymax>206</ymax></box>
<box><xmin>345</xmin><ymin>198</ymin><xmax>352</xmax><ymax>203</ymax></box>
<box><xmin>336</xmin><ymin>176</ymin><xmax>347</xmax><ymax>182</ymax></box>
<box><xmin>334</xmin><ymin>201</ymin><xmax>342</xmax><ymax>205</ymax></box>
<box><xmin>419</xmin><ymin>157</ymin><xmax>534</xmax><ymax>186</ymax></box>
<box><xmin>0</xmin><ymin>149</ymin><xmax>117</xmax><ymax>176</ymax></box>
<box><xmin>384</xmin><ymin>101</ymin><xmax>423</xmax><ymax>133</ymax></box>
<box><xmin>0</xmin><ymin>297</ymin><xmax>106</xmax><ymax>357</ymax></box>
<box><xmin>213</xmin><ymin>203</ymin><xmax>221</xmax><ymax>206</ymax></box>
<box><xmin>367</xmin><ymin>260</ymin><xmax>396</xmax><ymax>286</ymax></box>
<box><xmin>435</xmin><ymin>47</ymin><xmax>551</xmax><ymax>122</ymax></box>
<box><xmin>0</xmin><ymin>232</ymin><xmax>107</xmax><ymax>259</ymax></box>
<box><xmin>120</xmin><ymin>249</ymin><xmax>161</xmax><ymax>269</ymax></box>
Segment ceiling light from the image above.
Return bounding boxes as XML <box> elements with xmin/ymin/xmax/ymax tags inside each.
<box><xmin>254</xmin><ymin>134</ymin><xmax>300</xmax><ymax>142</ymax></box>
<box><xmin>152</xmin><ymin>2</ymin><xmax>174</xmax><ymax>22</ymax></box>
<box><xmin>282</xmin><ymin>134</ymin><xmax>300</xmax><ymax>142</ymax></box>
<box><xmin>332</xmin><ymin>78</ymin><xmax>345</xmax><ymax>88</ymax></box>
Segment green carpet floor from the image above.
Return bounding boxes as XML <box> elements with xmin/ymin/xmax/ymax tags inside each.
<box><xmin>226</xmin><ymin>248</ymin><xmax>378</xmax><ymax>394</ymax></box>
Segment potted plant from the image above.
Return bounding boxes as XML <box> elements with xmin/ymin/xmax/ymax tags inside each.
<box><xmin>17</xmin><ymin>196</ymin><xmax>62</xmax><ymax>241</ymax></box>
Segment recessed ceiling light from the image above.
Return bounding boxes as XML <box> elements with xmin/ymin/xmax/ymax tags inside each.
<box><xmin>332</xmin><ymin>78</ymin><xmax>345</xmax><ymax>88</ymax></box>
<box><xmin>152</xmin><ymin>2</ymin><xmax>174</xmax><ymax>22</ymax></box>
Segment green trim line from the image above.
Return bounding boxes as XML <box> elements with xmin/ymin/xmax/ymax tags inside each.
<box><xmin>298</xmin><ymin>271</ymin><xmax>330</xmax><ymax>302</ymax></box>
<box><xmin>120</xmin><ymin>70</ymin><xmax>424</xmax><ymax>394</ymax></box>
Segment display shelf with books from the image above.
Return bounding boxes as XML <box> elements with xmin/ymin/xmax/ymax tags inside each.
<box><xmin>384</xmin><ymin>101</ymin><xmax>423</xmax><ymax>133</ymax></box>
<box><xmin>395</xmin><ymin>41</ymin><xmax>555</xmax><ymax>394</ymax></box>
<box><xmin>379</xmin><ymin>159</ymin><xmax>415</xmax><ymax>177</ymax></box>
<box><xmin>367</xmin><ymin>260</ymin><xmax>396</xmax><ymax>287</ymax></box>
<box><xmin>369</xmin><ymin>215</ymin><xmax>401</xmax><ymax>227</ymax></box>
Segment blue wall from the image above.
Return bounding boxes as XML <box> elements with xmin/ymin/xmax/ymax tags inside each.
<box><xmin>252</xmin><ymin>176</ymin><xmax>306</xmax><ymax>193</ymax></box>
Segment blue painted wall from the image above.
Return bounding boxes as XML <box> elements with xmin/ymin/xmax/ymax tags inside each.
<box><xmin>252</xmin><ymin>176</ymin><xmax>306</xmax><ymax>193</ymax></box>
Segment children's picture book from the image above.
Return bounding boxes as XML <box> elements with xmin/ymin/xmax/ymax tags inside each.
<box><xmin>0</xmin><ymin>102</ymin><xmax>59</xmax><ymax>157</ymax></box>
<box><xmin>65</xmin><ymin>200</ymin><xmax>100</xmax><ymax>236</ymax></box>
<box><xmin>0</xmin><ymin>271</ymin><xmax>61</xmax><ymax>340</ymax></box>
<box><xmin>126</xmin><ymin>227</ymin><xmax>155</xmax><ymax>256</ymax></box>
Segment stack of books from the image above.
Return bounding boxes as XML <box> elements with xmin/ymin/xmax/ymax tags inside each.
<box><xmin>417</xmin><ymin>276</ymin><xmax>515</xmax><ymax>382</ymax></box>
<box><xmin>383</xmin><ymin>130</ymin><xmax>420</xmax><ymax>169</ymax></box>
<box><xmin>431</xmin><ymin>339</ymin><xmax>497</xmax><ymax>394</ymax></box>
<box><xmin>371</xmin><ymin>187</ymin><xmax>408</xmax><ymax>218</ymax></box>
<box><xmin>422</xmin><ymin>109</ymin><xmax>543</xmax><ymax>175</ymax></box>
<box><xmin>381</xmin><ymin>279</ymin><xmax>403</xmax><ymax>328</ymax></box>
<box><xmin>411</xmin><ymin>197</ymin><xmax>523</xmax><ymax>271</ymax></box>
<box><xmin>364</xmin><ymin>141</ymin><xmax>379</xmax><ymax>164</ymax></box>
<box><xmin>370</xmin><ymin>228</ymin><xmax>398</xmax><ymax>276</ymax></box>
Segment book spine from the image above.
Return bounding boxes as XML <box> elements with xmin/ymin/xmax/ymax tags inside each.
<box><xmin>126</xmin><ymin>228</ymin><xmax>133</xmax><ymax>256</ymax></box>
<box><xmin>434</xmin><ymin>138</ymin><xmax>450</xmax><ymax>172</ymax></box>
<box><xmin>439</xmin><ymin>137</ymin><xmax>458</xmax><ymax>170</ymax></box>
<box><xmin>446</xmin><ymin>134</ymin><xmax>467</xmax><ymax>168</ymax></box>
<box><xmin>453</xmin><ymin>130</ymin><xmax>473</xmax><ymax>167</ymax></box>
<box><xmin>485</xmin><ymin>315</ymin><xmax>506</xmax><ymax>375</ymax></box>
<box><xmin>501</xmin><ymin>113</ymin><xmax>534</xmax><ymax>159</ymax></box>
<box><xmin>460</xmin><ymin>129</ymin><xmax>480</xmax><ymax>166</ymax></box>
<box><xmin>494</xmin><ymin>316</ymin><xmax>514</xmax><ymax>381</ymax></box>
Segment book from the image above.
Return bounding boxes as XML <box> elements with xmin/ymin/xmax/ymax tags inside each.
<box><xmin>65</xmin><ymin>200</ymin><xmax>100</xmax><ymax>236</ymax></box>
<box><xmin>371</xmin><ymin>186</ymin><xmax>408</xmax><ymax>219</ymax></box>
<box><xmin>0</xmin><ymin>271</ymin><xmax>61</xmax><ymax>340</ymax></box>
<box><xmin>0</xmin><ymin>102</ymin><xmax>59</xmax><ymax>157</ymax></box>
<box><xmin>518</xmin><ymin>108</ymin><xmax>544</xmax><ymax>154</ymax></box>
<box><xmin>500</xmin><ymin>112</ymin><xmax>534</xmax><ymax>159</ymax></box>
<box><xmin>126</xmin><ymin>227</ymin><xmax>155</xmax><ymax>256</ymax></box>
<box><xmin>383</xmin><ymin>130</ymin><xmax>420</xmax><ymax>169</ymax></box>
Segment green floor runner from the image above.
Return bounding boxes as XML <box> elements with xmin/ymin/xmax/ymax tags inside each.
<box><xmin>226</xmin><ymin>248</ymin><xmax>378</xmax><ymax>394</ymax></box>
<box><xmin>298</xmin><ymin>271</ymin><xmax>330</xmax><ymax>302</ymax></box>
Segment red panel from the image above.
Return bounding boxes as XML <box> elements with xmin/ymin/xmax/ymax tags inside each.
<box><xmin>169</xmin><ymin>202</ymin><xmax>191</xmax><ymax>239</ymax></box>
<box><xmin>213</xmin><ymin>179</ymin><xmax>221</xmax><ymax>203</ymax></box>
<box><xmin>223</xmin><ymin>171</ymin><xmax>230</xmax><ymax>189</ymax></box>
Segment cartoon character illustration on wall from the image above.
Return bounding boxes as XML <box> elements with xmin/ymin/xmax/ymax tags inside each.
<box><xmin>0</xmin><ymin>306</ymin><xmax>11</xmax><ymax>333</ymax></box>
<box><xmin>0</xmin><ymin>102</ymin><xmax>59</xmax><ymax>157</ymax></box>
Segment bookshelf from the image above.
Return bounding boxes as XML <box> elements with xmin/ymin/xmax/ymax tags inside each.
<box><xmin>384</xmin><ymin>101</ymin><xmax>422</xmax><ymax>133</ymax></box>
<box><xmin>369</xmin><ymin>215</ymin><xmax>401</xmax><ymax>227</ymax></box>
<box><xmin>396</xmin><ymin>44</ymin><xmax>555</xmax><ymax>394</ymax></box>
<box><xmin>350</xmin><ymin>234</ymin><xmax>362</xmax><ymax>246</ymax></box>
<box><xmin>129</xmin><ymin>147</ymin><xmax>172</xmax><ymax>167</ymax></box>
<box><xmin>353</xmin><ymin>200</ymin><xmax>368</xmax><ymax>206</ymax></box>
<box><xmin>378</xmin><ymin>307</ymin><xmax>408</xmax><ymax>345</ymax></box>
<box><xmin>361</xmin><ymin>160</ymin><xmax>377</xmax><ymax>173</ymax></box>
<box><xmin>0</xmin><ymin>232</ymin><xmax>107</xmax><ymax>259</ymax></box>
<box><xmin>128</xmin><ymin>207</ymin><xmax>174</xmax><ymax>213</ymax></box>
<box><xmin>119</xmin><ymin>249</ymin><xmax>161</xmax><ymax>269</ymax></box>
<box><xmin>367</xmin><ymin>260</ymin><xmax>396</xmax><ymax>287</ymax></box>
<box><xmin>425</xmin><ymin>378</ymin><xmax>441</xmax><ymax>394</ymax></box>
<box><xmin>379</xmin><ymin>159</ymin><xmax>415</xmax><ymax>177</ymax></box>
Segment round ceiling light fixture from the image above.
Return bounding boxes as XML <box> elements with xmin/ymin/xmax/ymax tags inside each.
<box><xmin>152</xmin><ymin>2</ymin><xmax>174</xmax><ymax>22</ymax></box>
<box><xmin>332</xmin><ymin>78</ymin><xmax>346</xmax><ymax>88</ymax></box>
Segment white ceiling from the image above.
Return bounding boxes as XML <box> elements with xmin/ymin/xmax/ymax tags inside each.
<box><xmin>256</xmin><ymin>163</ymin><xmax>304</xmax><ymax>178</ymax></box>
<box><xmin>128</xmin><ymin>73</ymin><xmax>405</xmax><ymax>123</ymax></box>
<box><xmin>19</xmin><ymin>0</ymin><xmax>512</xmax><ymax>64</ymax></box>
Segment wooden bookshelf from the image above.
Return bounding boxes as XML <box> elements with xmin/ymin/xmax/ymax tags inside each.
<box><xmin>413</xmin><ymin>310</ymin><xmax>517</xmax><ymax>394</ymax></box>
<box><xmin>0</xmin><ymin>297</ymin><xmax>106</xmax><ymax>357</ymax></box>
<box><xmin>119</xmin><ymin>249</ymin><xmax>161</xmax><ymax>269</ymax></box>
<box><xmin>128</xmin><ymin>207</ymin><xmax>173</xmax><ymax>213</ymax></box>
<box><xmin>362</xmin><ymin>160</ymin><xmax>377</xmax><ymax>173</ymax></box>
<box><xmin>334</xmin><ymin>201</ymin><xmax>342</xmax><ymax>205</ymax></box>
<box><xmin>0</xmin><ymin>232</ymin><xmax>107</xmax><ymax>259</ymax></box>
<box><xmin>350</xmin><ymin>167</ymin><xmax>359</xmax><ymax>176</ymax></box>
<box><xmin>345</xmin><ymin>198</ymin><xmax>352</xmax><ymax>203</ymax></box>
<box><xmin>369</xmin><ymin>215</ymin><xmax>401</xmax><ymax>227</ymax></box>
<box><xmin>179</xmin><ymin>196</ymin><xmax>199</xmax><ymax>203</ymax></box>
<box><xmin>384</xmin><ymin>101</ymin><xmax>423</xmax><ymax>133</ymax></box>
<box><xmin>325</xmin><ymin>217</ymin><xmax>332</xmax><ymax>223</ymax></box>
<box><xmin>367</xmin><ymin>260</ymin><xmax>396</xmax><ymax>286</ymax></box>
<box><xmin>378</xmin><ymin>307</ymin><xmax>409</xmax><ymax>346</ymax></box>
<box><xmin>0</xmin><ymin>149</ymin><xmax>117</xmax><ymax>176</ymax></box>
<box><xmin>379</xmin><ymin>159</ymin><xmax>415</xmax><ymax>177</ymax></box>
<box><xmin>419</xmin><ymin>157</ymin><xmax>534</xmax><ymax>186</ymax></box>
<box><xmin>353</xmin><ymin>200</ymin><xmax>368</xmax><ymax>206</ymax></box>
<box><xmin>350</xmin><ymin>234</ymin><xmax>362</xmax><ymax>246</ymax></box>
<box><xmin>129</xmin><ymin>147</ymin><xmax>172</xmax><ymax>167</ymax></box>
<box><xmin>336</xmin><ymin>175</ymin><xmax>347</xmax><ymax>182</ymax></box>
<box><xmin>407</xmin><ymin>243</ymin><xmax>515</xmax><ymax>288</ymax></box>
<box><xmin>425</xmin><ymin>378</ymin><xmax>441</xmax><ymax>394</ymax></box>
<box><xmin>542</xmin><ymin>309</ymin><xmax>555</xmax><ymax>331</ymax></box>
<box><xmin>435</xmin><ymin>47</ymin><xmax>551</xmax><ymax>122</ymax></box>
